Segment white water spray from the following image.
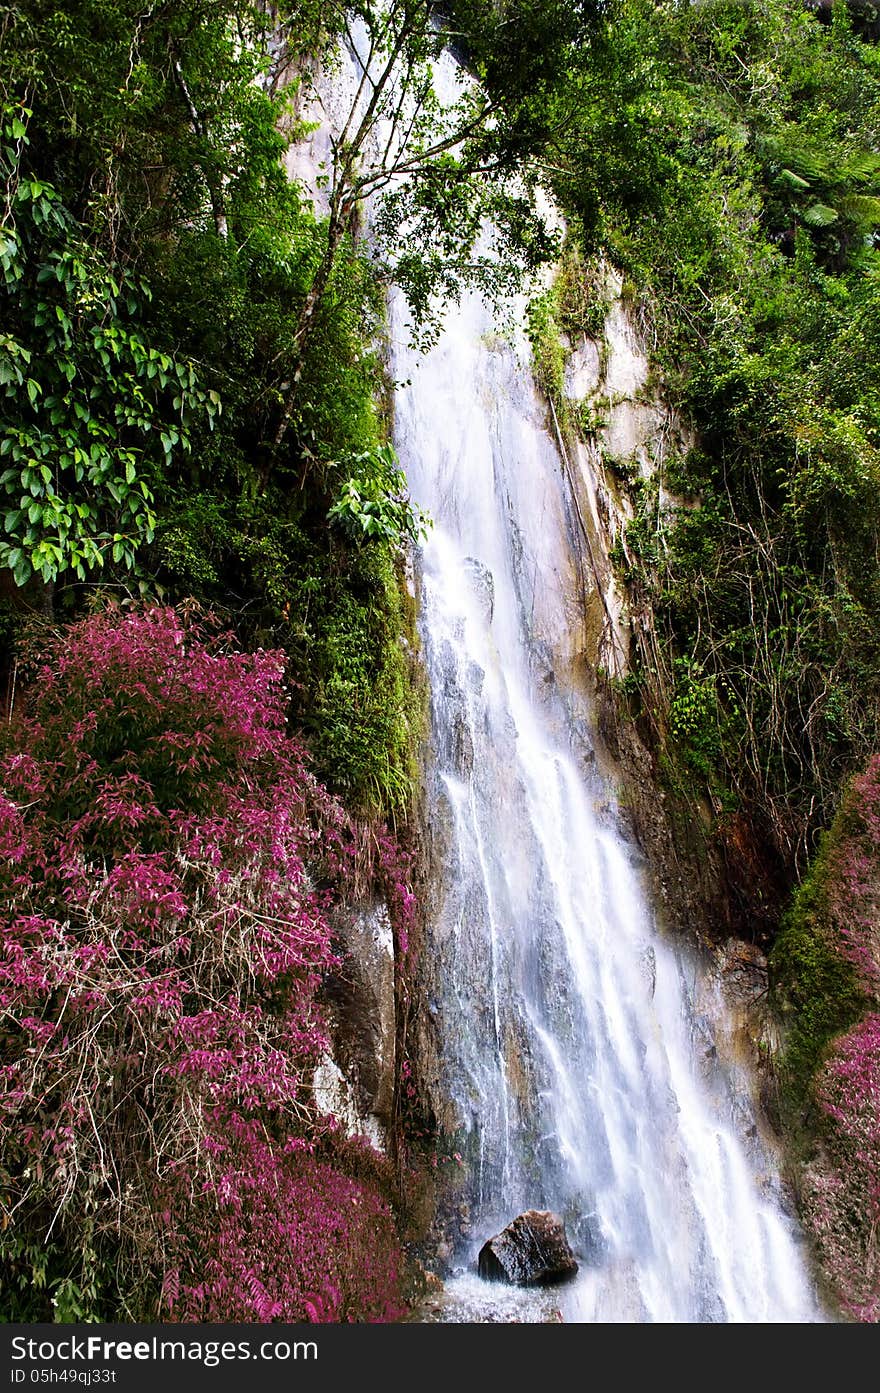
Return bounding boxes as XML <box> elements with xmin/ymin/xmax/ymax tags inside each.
<box><xmin>389</xmin><ymin>152</ymin><xmax>823</xmax><ymax>1322</ymax></box>
<box><xmin>295</xmin><ymin>25</ymin><xmax>824</xmax><ymax>1322</ymax></box>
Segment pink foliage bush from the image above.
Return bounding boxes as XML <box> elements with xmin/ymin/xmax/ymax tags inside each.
<box><xmin>164</xmin><ymin>1140</ymin><xmax>401</xmax><ymax>1323</ymax></box>
<box><xmin>804</xmin><ymin>1014</ymin><xmax>880</xmax><ymax>1322</ymax></box>
<box><xmin>797</xmin><ymin>756</ymin><xmax>880</xmax><ymax>1321</ymax></box>
<box><xmin>0</xmin><ymin>604</ymin><xmax>407</xmax><ymax>1321</ymax></box>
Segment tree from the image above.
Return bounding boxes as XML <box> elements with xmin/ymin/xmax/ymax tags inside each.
<box><xmin>271</xmin><ymin>0</ymin><xmax>601</xmax><ymax>447</ymax></box>
<box><xmin>0</xmin><ymin>0</ymin><xmax>295</xmax><ymax>590</ymax></box>
<box><xmin>0</xmin><ymin>603</ymin><xmax>407</xmax><ymax>1320</ymax></box>
<box><xmin>0</xmin><ymin>103</ymin><xmax>218</xmax><ymax>589</ymax></box>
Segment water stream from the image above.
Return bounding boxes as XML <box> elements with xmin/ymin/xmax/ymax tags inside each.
<box><xmin>390</xmin><ymin>262</ymin><xmax>824</xmax><ymax>1324</ymax></box>
<box><xmin>296</xmin><ymin>24</ymin><xmax>825</xmax><ymax>1323</ymax></box>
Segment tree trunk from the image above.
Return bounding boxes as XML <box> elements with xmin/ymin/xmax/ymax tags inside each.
<box><xmin>271</xmin><ymin>215</ymin><xmax>346</xmax><ymax>452</ymax></box>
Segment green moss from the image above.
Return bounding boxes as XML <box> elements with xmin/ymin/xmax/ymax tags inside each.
<box><xmin>557</xmin><ymin>237</ymin><xmax>608</xmax><ymax>344</ymax></box>
<box><xmin>526</xmin><ymin>239</ymin><xmax>611</xmax><ymax>439</ymax></box>
<box><xmin>154</xmin><ymin>489</ymin><xmax>423</xmax><ymax>822</ymax></box>
<box><xmin>309</xmin><ymin>545</ymin><xmax>424</xmax><ymax>821</ymax></box>
<box><xmin>770</xmin><ymin>832</ymin><xmax>868</xmax><ymax>1121</ymax></box>
<box><xmin>527</xmin><ymin>282</ymin><xmax>566</xmax><ymax>415</ymax></box>
<box><xmin>139</xmin><ymin>180</ymin><xmax>427</xmax><ymax>828</ymax></box>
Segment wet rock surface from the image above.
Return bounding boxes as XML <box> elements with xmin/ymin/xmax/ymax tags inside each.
<box><xmin>463</xmin><ymin>556</ymin><xmax>495</xmax><ymax>624</ymax></box>
<box><xmin>318</xmin><ymin>900</ymin><xmax>396</xmax><ymax>1149</ymax></box>
<box><xmin>478</xmin><ymin>1210</ymin><xmax>579</xmax><ymax>1286</ymax></box>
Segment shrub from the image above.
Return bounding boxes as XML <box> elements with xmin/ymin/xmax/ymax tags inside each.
<box><xmin>803</xmin><ymin>1014</ymin><xmax>880</xmax><ymax>1323</ymax></box>
<box><xmin>772</xmin><ymin>755</ymin><xmax>880</xmax><ymax>1320</ymax></box>
<box><xmin>0</xmin><ymin>603</ymin><xmax>406</xmax><ymax>1321</ymax></box>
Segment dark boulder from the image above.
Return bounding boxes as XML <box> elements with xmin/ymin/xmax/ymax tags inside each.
<box><xmin>477</xmin><ymin>1210</ymin><xmax>578</xmax><ymax>1286</ymax></box>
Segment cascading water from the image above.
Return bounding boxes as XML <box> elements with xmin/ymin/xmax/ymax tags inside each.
<box><xmin>390</xmin><ymin>230</ymin><xmax>825</xmax><ymax>1325</ymax></box>
<box><xmin>295</xmin><ymin>21</ymin><xmax>825</xmax><ymax>1323</ymax></box>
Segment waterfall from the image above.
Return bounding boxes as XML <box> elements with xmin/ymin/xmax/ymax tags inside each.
<box><xmin>292</xmin><ymin>18</ymin><xmax>825</xmax><ymax>1323</ymax></box>
<box><xmin>390</xmin><ymin>239</ymin><xmax>824</xmax><ymax>1325</ymax></box>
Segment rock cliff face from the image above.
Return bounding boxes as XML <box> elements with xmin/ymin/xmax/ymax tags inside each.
<box><xmin>287</xmin><ymin>50</ymin><xmax>798</xmax><ymax>1304</ymax></box>
<box><xmin>316</xmin><ymin>901</ymin><xmax>397</xmax><ymax>1152</ymax></box>
<box><xmin>406</xmin><ymin>265</ymin><xmax>801</xmax><ymax>1288</ymax></box>
<box><xmin>545</xmin><ymin>264</ymin><xmax>787</xmax><ymax>951</ymax></box>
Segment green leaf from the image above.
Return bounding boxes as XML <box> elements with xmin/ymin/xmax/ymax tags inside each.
<box><xmin>779</xmin><ymin>168</ymin><xmax>810</xmax><ymax>191</ymax></box>
<box><xmin>803</xmin><ymin>203</ymin><xmax>839</xmax><ymax>228</ymax></box>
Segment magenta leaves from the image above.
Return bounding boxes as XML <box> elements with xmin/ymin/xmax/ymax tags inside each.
<box><xmin>0</xmin><ymin>604</ymin><xmax>407</xmax><ymax>1322</ymax></box>
<box><xmin>805</xmin><ymin>1013</ymin><xmax>880</xmax><ymax>1322</ymax></box>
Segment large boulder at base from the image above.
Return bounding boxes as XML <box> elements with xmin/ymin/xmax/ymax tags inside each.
<box><xmin>477</xmin><ymin>1210</ymin><xmax>579</xmax><ymax>1286</ymax></box>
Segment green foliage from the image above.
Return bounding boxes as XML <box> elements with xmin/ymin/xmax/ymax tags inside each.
<box><xmin>668</xmin><ymin>660</ymin><xmax>728</xmax><ymax>780</ymax></box>
<box><xmin>147</xmin><ymin>205</ymin><xmax>423</xmax><ymax>821</ymax></box>
<box><xmin>1</xmin><ymin>1</ymin><xmax>302</xmax><ymax>251</ymax></box>
<box><xmin>0</xmin><ymin>1233</ymin><xmax>106</xmax><ymax>1324</ymax></box>
<box><xmin>149</xmin><ymin>203</ymin><xmax>382</xmax><ymax>490</ymax></box>
<box><xmin>0</xmin><ymin>3</ymin><xmax>426</xmax><ymax>826</ymax></box>
<box><xmin>526</xmin><ymin>237</ymin><xmax>608</xmax><ymax>434</ymax></box>
<box><xmin>552</xmin><ymin>0</ymin><xmax>880</xmax><ymax>866</ymax></box>
<box><xmin>0</xmin><ymin>104</ymin><xmax>217</xmax><ymax>586</ymax></box>
<box><xmin>155</xmin><ymin>488</ymin><xmax>422</xmax><ymax>821</ymax></box>
<box><xmin>308</xmin><ymin>551</ymin><xmax>421</xmax><ymax>818</ymax></box>
<box><xmin>771</xmin><ymin>848</ymin><xmax>868</xmax><ymax>1117</ymax></box>
<box><xmin>328</xmin><ymin>444</ymin><xmax>431</xmax><ymax>546</ymax></box>
<box><xmin>286</xmin><ymin>0</ymin><xmax>599</xmax><ymax>356</ymax></box>
<box><xmin>526</xmin><ymin>284</ymin><xmax>567</xmax><ymax>412</ymax></box>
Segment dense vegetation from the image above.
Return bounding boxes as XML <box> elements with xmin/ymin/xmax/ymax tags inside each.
<box><xmin>771</xmin><ymin>757</ymin><xmax>880</xmax><ymax>1320</ymax></box>
<box><xmin>529</xmin><ymin>0</ymin><xmax>880</xmax><ymax>1320</ymax></box>
<box><xmin>561</xmin><ymin>0</ymin><xmax>880</xmax><ymax>880</ymax></box>
<box><xmin>0</xmin><ymin>0</ymin><xmax>430</xmax><ymax>1323</ymax></box>
<box><xmin>3</xmin><ymin>0</ymin><xmax>880</xmax><ymax>1323</ymax></box>
<box><xmin>0</xmin><ymin>606</ymin><xmax>409</xmax><ymax>1321</ymax></box>
<box><xmin>0</xmin><ymin>0</ymin><xmax>428</xmax><ymax>819</ymax></box>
